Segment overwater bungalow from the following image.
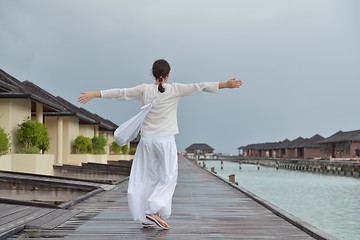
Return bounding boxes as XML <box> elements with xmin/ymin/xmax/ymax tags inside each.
<box><xmin>274</xmin><ymin>139</ymin><xmax>291</xmax><ymax>159</ymax></box>
<box><xmin>286</xmin><ymin>137</ymin><xmax>307</xmax><ymax>158</ymax></box>
<box><xmin>185</xmin><ymin>143</ymin><xmax>216</xmax><ymax>159</ymax></box>
<box><xmin>240</xmin><ymin>134</ymin><xmax>324</xmax><ymax>160</ymax></box>
<box><xmin>240</xmin><ymin>143</ymin><xmax>262</xmax><ymax>158</ymax></box>
<box><xmin>318</xmin><ymin>130</ymin><xmax>360</xmax><ymax>160</ymax></box>
<box><xmin>296</xmin><ymin>134</ymin><xmax>324</xmax><ymax>159</ymax></box>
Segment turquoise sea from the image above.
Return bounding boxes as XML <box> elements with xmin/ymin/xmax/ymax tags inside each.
<box><xmin>202</xmin><ymin>160</ymin><xmax>360</xmax><ymax>240</ymax></box>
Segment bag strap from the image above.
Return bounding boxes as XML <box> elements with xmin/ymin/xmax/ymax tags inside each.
<box><xmin>141</xmin><ymin>94</ymin><xmax>161</xmax><ymax>109</ymax></box>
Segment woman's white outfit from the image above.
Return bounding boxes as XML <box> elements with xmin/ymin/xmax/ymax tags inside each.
<box><xmin>100</xmin><ymin>82</ymin><xmax>219</xmax><ymax>223</ymax></box>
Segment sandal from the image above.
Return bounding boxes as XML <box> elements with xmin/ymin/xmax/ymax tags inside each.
<box><xmin>142</xmin><ymin>222</ymin><xmax>157</xmax><ymax>228</ymax></box>
<box><xmin>146</xmin><ymin>214</ymin><xmax>170</xmax><ymax>230</ymax></box>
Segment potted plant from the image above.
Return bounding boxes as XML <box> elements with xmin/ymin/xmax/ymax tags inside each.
<box><xmin>17</xmin><ymin>117</ymin><xmax>50</xmax><ymax>154</ymax></box>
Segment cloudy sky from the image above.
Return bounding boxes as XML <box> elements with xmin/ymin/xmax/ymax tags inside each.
<box><xmin>1</xmin><ymin>0</ymin><xmax>359</xmax><ymax>154</ymax></box>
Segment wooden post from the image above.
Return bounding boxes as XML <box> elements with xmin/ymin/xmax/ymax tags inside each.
<box><xmin>221</xmin><ymin>160</ymin><xmax>223</xmax><ymax>170</ymax></box>
<box><xmin>228</xmin><ymin>174</ymin><xmax>238</xmax><ymax>185</ymax></box>
<box><xmin>211</xmin><ymin>167</ymin><xmax>217</xmax><ymax>174</ymax></box>
<box><xmin>229</xmin><ymin>174</ymin><xmax>235</xmax><ymax>183</ymax></box>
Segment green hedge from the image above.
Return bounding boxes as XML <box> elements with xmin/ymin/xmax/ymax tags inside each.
<box><xmin>74</xmin><ymin>136</ymin><xmax>92</xmax><ymax>154</ymax></box>
<box><xmin>0</xmin><ymin>127</ymin><xmax>11</xmax><ymax>156</ymax></box>
<box><xmin>92</xmin><ymin>136</ymin><xmax>107</xmax><ymax>154</ymax></box>
<box><xmin>17</xmin><ymin>118</ymin><xmax>50</xmax><ymax>154</ymax></box>
<box><xmin>111</xmin><ymin>141</ymin><xmax>129</xmax><ymax>155</ymax></box>
<box><xmin>74</xmin><ymin>135</ymin><xmax>108</xmax><ymax>154</ymax></box>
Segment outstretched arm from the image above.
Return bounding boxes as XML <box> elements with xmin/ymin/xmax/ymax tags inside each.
<box><xmin>78</xmin><ymin>91</ymin><xmax>101</xmax><ymax>104</ymax></box>
<box><xmin>219</xmin><ymin>78</ymin><xmax>243</xmax><ymax>89</ymax></box>
<box><xmin>78</xmin><ymin>85</ymin><xmax>144</xmax><ymax>104</ymax></box>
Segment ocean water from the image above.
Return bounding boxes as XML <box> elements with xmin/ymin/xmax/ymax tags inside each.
<box><xmin>202</xmin><ymin>160</ymin><xmax>360</xmax><ymax>240</ymax></box>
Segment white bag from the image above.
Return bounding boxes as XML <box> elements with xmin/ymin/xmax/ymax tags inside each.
<box><xmin>114</xmin><ymin>96</ymin><xmax>158</xmax><ymax>146</ymax></box>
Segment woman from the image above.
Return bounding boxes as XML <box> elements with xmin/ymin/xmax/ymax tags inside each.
<box><xmin>78</xmin><ymin>59</ymin><xmax>243</xmax><ymax>230</ymax></box>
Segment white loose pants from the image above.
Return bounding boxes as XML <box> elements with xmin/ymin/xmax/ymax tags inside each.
<box><xmin>127</xmin><ymin>135</ymin><xmax>178</xmax><ymax>223</ymax></box>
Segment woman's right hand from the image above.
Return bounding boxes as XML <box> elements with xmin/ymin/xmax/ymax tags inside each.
<box><xmin>219</xmin><ymin>78</ymin><xmax>243</xmax><ymax>89</ymax></box>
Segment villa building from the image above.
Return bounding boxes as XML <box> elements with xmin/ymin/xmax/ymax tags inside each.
<box><xmin>318</xmin><ymin>130</ymin><xmax>360</xmax><ymax>160</ymax></box>
<box><xmin>185</xmin><ymin>143</ymin><xmax>216</xmax><ymax>160</ymax></box>
<box><xmin>240</xmin><ymin>134</ymin><xmax>324</xmax><ymax>160</ymax></box>
<box><xmin>0</xmin><ymin>68</ymin><xmax>129</xmax><ymax>175</ymax></box>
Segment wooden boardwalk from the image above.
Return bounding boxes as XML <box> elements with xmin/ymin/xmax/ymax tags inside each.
<box><xmin>6</xmin><ymin>156</ymin><xmax>336</xmax><ymax>239</ymax></box>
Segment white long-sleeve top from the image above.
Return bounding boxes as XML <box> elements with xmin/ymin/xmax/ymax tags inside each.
<box><xmin>100</xmin><ymin>82</ymin><xmax>219</xmax><ymax>137</ymax></box>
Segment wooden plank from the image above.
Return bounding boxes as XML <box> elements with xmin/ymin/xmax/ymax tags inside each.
<box><xmin>0</xmin><ymin>171</ymin><xmax>108</xmax><ymax>189</ymax></box>
<box><xmin>0</xmin><ymin>207</ymin><xmax>40</xmax><ymax>238</ymax></box>
<box><xmin>23</xmin><ymin>209</ymin><xmax>65</xmax><ymax>229</ymax></box>
<box><xmin>23</xmin><ymin>208</ymin><xmax>57</xmax><ymax>229</ymax></box>
<box><xmin>0</xmin><ymin>207</ymin><xmax>39</xmax><ymax>226</ymax></box>
<box><xmin>26</xmin><ymin>209</ymin><xmax>81</xmax><ymax>230</ymax></box>
<box><xmin>7</xmin><ymin>156</ymin><xmax>335</xmax><ymax>239</ymax></box>
<box><xmin>0</xmin><ymin>205</ymin><xmax>29</xmax><ymax>219</ymax></box>
<box><xmin>0</xmin><ymin>204</ymin><xmax>23</xmax><ymax>215</ymax></box>
<box><xmin>40</xmin><ymin>210</ymin><xmax>82</xmax><ymax>229</ymax></box>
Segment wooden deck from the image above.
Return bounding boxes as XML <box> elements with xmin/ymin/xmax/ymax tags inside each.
<box><xmin>5</xmin><ymin>156</ymin><xmax>336</xmax><ymax>239</ymax></box>
<box><xmin>0</xmin><ymin>203</ymin><xmax>81</xmax><ymax>239</ymax></box>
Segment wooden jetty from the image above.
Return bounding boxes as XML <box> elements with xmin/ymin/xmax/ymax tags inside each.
<box><xmin>241</xmin><ymin>158</ymin><xmax>360</xmax><ymax>178</ymax></box>
<box><xmin>3</xmin><ymin>156</ymin><xmax>336</xmax><ymax>239</ymax></box>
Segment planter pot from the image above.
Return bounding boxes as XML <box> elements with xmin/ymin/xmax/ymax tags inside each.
<box><xmin>0</xmin><ymin>155</ymin><xmax>12</xmax><ymax>171</ymax></box>
<box><xmin>69</xmin><ymin>154</ymin><xmax>108</xmax><ymax>165</ymax></box>
<box><xmin>11</xmin><ymin>154</ymin><xmax>55</xmax><ymax>175</ymax></box>
<box><xmin>108</xmin><ymin>154</ymin><xmax>133</xmax><ymax>161</ymax></box>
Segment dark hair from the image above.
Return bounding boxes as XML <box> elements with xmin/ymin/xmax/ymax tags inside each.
<box><xmin>152</xmin><ymin>59</ymin><xmax>171</xmax><ymax>93</ymax></box>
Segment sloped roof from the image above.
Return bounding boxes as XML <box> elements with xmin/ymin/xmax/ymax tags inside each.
<box><xmin>77</xmin><ymin>106</ymin><xmax>118</xmax><ymax>131</ymax></box>
<box><xmin>185</xmin><ymin>143</ymin><xmax>214</xmax><ymax>151</ymax></box>
<box><xmin>0</xmin><ymin>69</ymin><xmax>26</xmax><ymax>92</ymax></box>
<box><xmin>22</xmin><ymin>80</ymin><xmax>119</xmax><ymax>129</ymax></box>
<box><xmin>22</xmin><ymin>80</ymin><xmax>69</xmax><ymax>112</ymax></box>
<box><xmin>1</xmin><ymin>69</ymin><xmax>118</xmax><ymax>130</ymax></box>
<box><xmin>54</xmin><ymin>97</ymin><xmax>117</xmax><ymax>131</ymax></box>
<box><xmin>287</xmin><ymin>137</ymin><xmax>307</xmax><ymax>148</ymax></box>
<box><xmin>241</xmin><ymin>140</ymin><xmax>291</xmax><ymax>150</ymax></box>
<box><xmin>22</xmin><ymin>81</ymin><xmax>97</xmax><ymax>123</ymax></box>
<box><xmin>0</xmin><ymin>79</ymin><xmax>21</xmax><ymax>92</ymax></box>
<box><xmin>277</xmin><ymin>139</ymin><xmax>291</xmax><ymax>149</ymax></box>
<box><xmin>261</xmin><ymin>142</ymin><xmax>280</xmax><ymax>150</ymax></box>
<box><xmin>240</xmin><ymin>143</ymin><xmax>263</xmax><ymax>150</ymax></box>
<box><xmin>298</xmin><ymin>134</ymin><xmax>324</xmax><ymax>148</ymax></box>
<box><xmin>318</xmin><ymin>130</ymin><xmax>360</xmax><ymax>143</ymax></box>
<box><xmin>0</xmin><ymin>70</ymin><xmax>63</xmax><ymax>111</ymax></box>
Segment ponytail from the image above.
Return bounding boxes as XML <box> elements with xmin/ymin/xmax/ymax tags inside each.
<box><xmin>158</xmin><ymin>76</ymin><xmax>165</xmax><ymax>93</ymax></box>
<box><xmin>152</xmin><ymin>59</ymin><xmax>171</xmax><ymax>93</ymax></box>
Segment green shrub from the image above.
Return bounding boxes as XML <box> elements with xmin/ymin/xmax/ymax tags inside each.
<box><xmin>92</xmin><ymin>135</ymin><xmax>107</xmax><ymax>154</ymax></box>
<box><xmin>111</xmin><ymin>141</ymin><xmax>122</xmax><ymax>154</ymax></box>
<box><xmin>17</xmin><ymin>118</ymin><xmax>50</xmax><ymax>154</ymax></box>
<box><xmin>0</xmin><ymin>127</ymin><xmax>11</xmax><ymax>156</ymax></box>
<box><xmin>37</xmin><ymin>124</ymin><xmax>50</xmax><ymax>154</ymax></box>
<box><xmin>129</xmin><ymin>147</ymin><xmax>136</xmax><ymax>155</ymax></box>
<box><xmin>18</xmin><ymin>146</ymin><xmax>40</xmax><ymax>154</ymax></box>
<box><xmin>121</xmin><ymin>144</ymin><xmax>129</xmax><ymax>154</ymax></box>
<box><xmin>74</xmin><ymin>136</ymin><xmax>92</xmax><ymax>154</ymax></box>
